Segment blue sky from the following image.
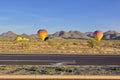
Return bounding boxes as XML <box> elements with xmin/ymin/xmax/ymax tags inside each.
<box><xmin>0</xmin><ymin>0</ymin><xmax>120</xmax><ymax>34</ymax></box>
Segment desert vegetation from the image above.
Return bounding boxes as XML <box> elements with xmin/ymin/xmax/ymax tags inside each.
<box><xmin>0</xmin><ymin>65</ymin><xmax>119</xmax><ymax>75</ymax></box>
<box><xmin>0</xmin><ymin>39</ymin><xmax>120</xmax><ymax>55</ymax></box>
<box><xmin>0</xmin><ymin>38</ymin><xmax>120</xmax><ymax>54</ymax></box>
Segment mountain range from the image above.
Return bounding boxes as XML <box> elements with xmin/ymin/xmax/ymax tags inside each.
<box><xmin>0</xmin><ymin>30</ymin><xmax>120</xmax><ymax>40</ymax></box>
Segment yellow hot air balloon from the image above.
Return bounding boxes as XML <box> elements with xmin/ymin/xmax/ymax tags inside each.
<box><xmin>93</xmin><ymin>30</ymin><xmax>103</xmax><ymax>41</ymax></box>
<box><xmin>23</xmin><ymin>38</ymin><xmax>29</xmax><ymax>41</ymax></box>
<box><xmin>15</xmin><ymin>36</ymin><xmax>23</xmax><ymax>41</ymax></box>
<box><xmin>37</xmin><ymin>29</ymin><xmax>48</xmax><ymax>41</ymax></box>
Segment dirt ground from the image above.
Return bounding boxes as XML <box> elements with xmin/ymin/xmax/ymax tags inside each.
<box><xmin>0</xmin><ymin>75</ymin><xmax>120</xmax><ymax>79</ymax></box>
<box><xmin>0</xmin><ymin>39</ymin><xmax>120</xmax><ymax>54</ymax></box>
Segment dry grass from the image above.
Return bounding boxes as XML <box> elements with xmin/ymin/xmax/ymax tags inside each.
<box><xmin>0</xmin><ymin>39</ymin><xmax>120</xmax><ymax>54</ymax></box>
<box><xmin>0</xmin><ymin>65</ymin><xmax>120</xmax><ymax>75</ymax></box>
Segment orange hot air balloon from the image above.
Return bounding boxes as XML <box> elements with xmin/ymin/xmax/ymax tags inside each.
<box><xmin>93</xmin><ymin>30</ymin><xmax>103</xmax><ymax>41</ymax></box>
<box><xmin>37</xmin><ymin>29</ymin><xmax>48</xmax><ymax>41</ymax></box>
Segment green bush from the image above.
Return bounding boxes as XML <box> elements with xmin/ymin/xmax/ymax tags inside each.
<box><xmin>16</xmin><ymin>67</ymin><xmax>27</xmax><ymax>71</ymax></box>
<box><xmin>30</xmin><ymin>67</ymin><xmax>40</xmax><ymax>72</ymax></box>
<box><xmin>87</xmin><ymin>39</ymin><xmax>99</xmax><ymax>48</ymax></box>
<box><xmin>55</xmin><ymin>67</ymin><xmax>65</xmax><ymax>72</ymax></box>
<box><xmin>65</xmin><ymin>69</ymin><xmax>74</xmax><ymax>73</ymax></box>
<box><xmin>110</xmin><ymin>67</ymin><xmax>120</xmax><ymax>71</ymax></box>
<box><xmin>40</xmin><ymin>69</ymin><xmax>49</xmax><ymax>74</ymax></box>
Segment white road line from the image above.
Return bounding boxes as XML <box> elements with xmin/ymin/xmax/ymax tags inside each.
<box><xmin>0</xmin><ymin>60</ymin><xmax>76</xmax><ymax>62</ymax></box>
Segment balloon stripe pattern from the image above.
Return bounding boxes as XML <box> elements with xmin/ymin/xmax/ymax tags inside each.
<box><xmin>93</xmin><ymin>31</ymin><xmax>103</xmax><ymax>41</ymax></box>
<box><xmin>37</xmin><ymin>29</ymin><xmax>48</xmax><ymax>41</ymax></box>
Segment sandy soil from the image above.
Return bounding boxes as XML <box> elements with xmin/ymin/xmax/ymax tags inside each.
<box><xmin>0</xmin><ymin>39</ymin><xmax>120</xmax><ymax>55</ymax></box>
<box><xmin>0</xmin><ymin>75</ymin><xmax>120</xmax><ymax>79</ymax></box>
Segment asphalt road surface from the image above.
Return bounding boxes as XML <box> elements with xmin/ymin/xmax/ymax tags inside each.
<box><xmin>0</xmin><ymin>54</ymin><xmax>120</xmax><ymax>65</ymax></box>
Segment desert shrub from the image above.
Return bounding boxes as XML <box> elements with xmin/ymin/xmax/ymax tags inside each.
<box><xmin>29</xmin><ymin>67</ymin><xmax>40</xmax><ymax>72</ymax></box>
<box><xmin>17</xmin><ymin>42</ymin><xmax>30</xmax><ymax>49</ymax></box>
<box><xmin>16</xmin><ymin>67</ymin><xmax>27</xmax><ymax>71</ymax></box>
<box><xmin>65</xmin><ymin>69</ymin><xmax>75</xmax><ymax>73</ymax></box>
<box><xmin>47</xmin><ymin>40</ymin><xmax>57</xmax><ymax>46</ymax></box>
<box><xmin>87</xmin><ymin>39</ymin><xmax>100</xmax><ymax>48</ymax></box>
<box><xmin>0</xmin><ymin>66</ymin><xmax>6</xmax><ymax>70</ymax></box>
<box><xmin>107</xmin><ymin>67</ymin><xmax>120</xmax><ymax>71</ymax></box>
<box><xmin>24</xmin><ymin>43</ymin><xmax>30</xmax><ymax>49</ymax></box>
<box><xmin>40</xmin><ymin>69</ymin><xmax>49</xmax><ymax>74</ymax></box>
<box><xmin>55</xmin><ymin>67</ymin><xmax>65</xmax><ymax>72</ymax></box>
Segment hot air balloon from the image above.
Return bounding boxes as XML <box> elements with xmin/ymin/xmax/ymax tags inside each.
<box><xmin>93</xmin><ymin>30</ymin><xmax>103</xmax><ymax>41</ymax></box>
<box><xmin>15</xmin><ymin>36</ymin><xmax>23</xmax><ymax>41</ymax></box>
<box><xmin>37</xmin><ymin>29</ymin><xmax>48</xmax><ymax>41</ymax></box>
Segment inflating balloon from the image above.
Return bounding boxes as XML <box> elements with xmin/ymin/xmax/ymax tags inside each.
<box><xmin>15</xmin><ymin>36</ymin><xmax>29</xmax><ymax>41</ymax></box>
<box><xmin>15</xmin><ymin>36</ymin><xmax>23</xmax><ymax>41</ymax></box>
<box><xmin>37</xmin><ymin>29</ymin><xmax>48</xmax><ymax>41</ymax></box>
<box><xmin>93</xmin><ymin>30</ymin><xmax>103</xmax><ymax>41</ymax></box>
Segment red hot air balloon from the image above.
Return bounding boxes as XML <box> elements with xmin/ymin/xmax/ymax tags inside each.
<box><xmin>37</xmin><ymin>29</ymin><xmax>48</xmax><ymax>41</ymax></box>
<box><xmin>93</xmin><ymin>30</ymin><xmax>103</xmax><ymax>41</ymax></box>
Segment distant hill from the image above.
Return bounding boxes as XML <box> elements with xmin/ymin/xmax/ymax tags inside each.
<box><xmin>29</xmin><ymin>34</ymin><xmax>38</xmax><ymax>39</ymax></box>
<box><xmin>0</xmin><ymin>30</ymin><xmax>120</xmax><ymax>40</ymax></box>
<box><xmin>51</xmin><ymin>31</ymin><xmax>89</xmax><ymax>39</ymax></box>
<box><xmin>85</xmin><ymin>32</ymin><xmax>94</xmax><ymax>38</ymax></box>
<box><xmin>20</xmin><ymin>33</ymin><xmax>30</xmax><ymax>38</ymax></box>
<box><xmin>0</xmin><ymin>31</ymin><xmax>17</xmax><ymax>39</ymax></box>
<box><xmin>0</xmin><ymin>31</ymin><xmax>38</xmax><ymax>39</ymax></box>
<box><xmin>85</xmin><ymin>30</ymin><xmax>120</xmax><ymax>40</ymax></box>
<box><xmin>114</xmin><ymin>36</ymin><xmax>120</xmax><ymax>40</ymax></box>
<box><xmin>103</xmin><ymin>30</ymin><xmax>120</xmax><ymax>40</ymax></box>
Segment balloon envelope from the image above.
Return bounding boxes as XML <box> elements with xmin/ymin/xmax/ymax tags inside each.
<box><xmin>93</xmin><ymin>31</ymin><xmax>103</xmax><ymax>41</ymax></box>
<box><xmin>15</xmin><ymin>36</ymin><xmax>23</xmax><ymax>41</ymax></box>
<box><xmin>37</xmin><ymin>29</ymin><xmax>48</xmax><ymax>41</ymax></box>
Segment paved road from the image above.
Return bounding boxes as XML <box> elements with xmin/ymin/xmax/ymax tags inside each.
<box><xmin>0</xmin><ymin>54</ymin><xmax>120</xmax><ymax>65</ymax></box>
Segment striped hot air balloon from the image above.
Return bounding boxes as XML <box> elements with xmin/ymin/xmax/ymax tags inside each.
<box><xmin>37</xmin><ymin>29</ymin><xmax>48</xmax><ymax>41</ymax></box>
<box><xmin>93</xmin><ymin>30</ymin><xmax>103</xmax><ymax>41</ymax></box>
